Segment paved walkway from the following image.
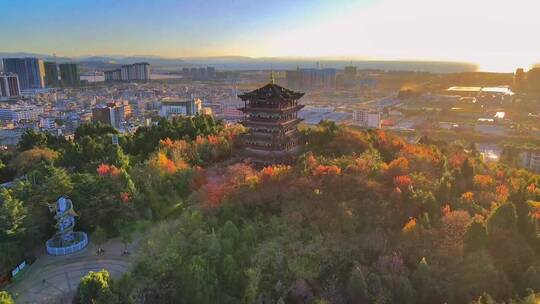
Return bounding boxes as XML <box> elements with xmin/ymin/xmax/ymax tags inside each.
<box><xmin>7</xmin><ymin>237</ymin><xmax>140</xmax><ymax>304</ymax></box>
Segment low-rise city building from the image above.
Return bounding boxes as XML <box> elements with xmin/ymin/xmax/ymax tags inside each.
<box><xmin>0</xmin><ymin>105</ymin><xmax>43</xmax><ymax>122</ymax></box>
<box><xmin>92</xmin><ymin>101</ymin><xmax>131</xmax><ymax>129</ymax></box>
<box><xmin>522</xmin><ymin>148</ymin><xmax>540</xmax><ymax>173</ymax></box>
<box><xmin>159</xmin><ymin>98</ymin><xmax>202</xmax><ymax>118</ymax></box>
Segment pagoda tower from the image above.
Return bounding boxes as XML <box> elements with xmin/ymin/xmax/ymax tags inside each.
<box><xmin>238</xmin><ymin>75</ymin><xmax>305</xmax><ymax>164</ymax></box>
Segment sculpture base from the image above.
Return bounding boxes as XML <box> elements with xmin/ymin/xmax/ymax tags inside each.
<box><xmin>46</xmin><ymin>232</ymin><xmax>88</xmax><ymax>256</ymax></box>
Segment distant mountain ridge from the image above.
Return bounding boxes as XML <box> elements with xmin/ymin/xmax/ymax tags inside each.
<box><xmin>0</xmin><ymin>52</ymin><xmax>478</xmax><ymax>73</ymax></box>
<box><xmin>0</xmin><ymin>52</ymin><xmax>186</xmax><ymax>72</ymax></box>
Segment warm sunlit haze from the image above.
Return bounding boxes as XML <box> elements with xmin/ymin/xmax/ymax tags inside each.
<box><xmin>2</xmin><ymin>0</ymin><xmax>540</xmax><ymax>72</ymax></box>
<box><xmin>3</xmin><ymin>1</ymin><xmax>540</xmax><ymax>304</ymax></box>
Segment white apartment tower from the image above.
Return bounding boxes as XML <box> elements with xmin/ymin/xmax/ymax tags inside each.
<box><xmin>353</xmin><ymin>109</ymin><xmax>381</xmax><ymax>128</ymax></box>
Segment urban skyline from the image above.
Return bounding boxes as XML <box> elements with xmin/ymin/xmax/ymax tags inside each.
<box><xmin>1</xmin><ymin>0</ymin><xmax>540</xmax><ymax>73</ymax></box>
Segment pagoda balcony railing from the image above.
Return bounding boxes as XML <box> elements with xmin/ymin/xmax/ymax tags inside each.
<box><xmin>245</xmin><ymin>142</ymin><xmax>300</xmax><ymax>153</ymax></box>
<box><xmin>244</xmin><ymin>129</ymin><xmax>299</xmax><ymax>139</ymax></box>
<box><xmin>253</xmin><ymin>128</ymin><xmax>298</xmax><ymax>135</ymax></box>
<box><xmin>243</xmin><ymin>135</ymin><xmax>293</xmax><ymax>145</ymax></box>
<box><xmin>245</xmin><ymin>116</ymin><xmax>298</xmax><ymax>123</ymax></box>
<box><xmin>245</xmin><ymin>102</ymin><xmax>297</xmax><ymax>109</ymax></box>
<box><xmin>249</xmin><ymin>125</ymin><xmax>297</xmax><ymax>133</ymax></box>
<box><xmin>246</xmin><ymin>95</ymin><xmax>299</xmax><ymax>102</ymax></box>
<box><xmin>246</xmin><ymin>102</ymin><xmax>280</xmax><ymax>108</ymax></box>
<box><xmin>243</xmin><ymin>132</ymin><xmax>274</xmax><ymax>138</ymax></box>
<box><xmin>241</xmin><ymin>118</ymin><xmax>302</xmax><ymax>126</ymax></box>
<box><xmin>239</xmin><ymin>104</ymin><xmax>304</xmax><ymax>113</ymax></box>
<box><xmin>244</xmin><ymin>143</ymin><xmax>289</xmax><ymax>151</ymax></box>
<box><xmin>248</xmin><ymin>128</ymin><xmax>282</xmax><ymax>134</ymax></box>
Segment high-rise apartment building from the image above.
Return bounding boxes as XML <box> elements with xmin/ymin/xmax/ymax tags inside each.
<box><xmin>343</xmin><ymin>66</ymin><xmax>357</xmax><ymax>89</ymax></box>
<box><xmin>0</xmin><ymin>73</ymin><xmax>21</xmax><ymax>98</ymax></box>
<box><xmin>120</xmin><ymin>65</ymin><xmax>130</xmax><ymax>81</ymax></box>
<box><xmin>207</xmin><ymin>67</ymin><xmax>216</xmax><ymax>79</ymax></box>
<box><xmin>353</xmin><ymin>108</ymin><xmax>381</xmax><ymax>128</ymax></box>
<box><xmin>2</xmin><ymin>59</ymin><xmax>27</xmax><ymax>90</ymax></box>
<box><xmin>44</xmin><ymin>61</ymin><xmax>59</xmax><ymax>87</ymax></box>
<box><xmin>132</xmin><ymin>62</ymin><xmax>150</xmax><ymax>81</ymax></box>
<box><xmin>59</xmin><ymin>63</ymin><xmax>80</xmax><ymax>86</ymax></box>
<box><xmin>182</xmin><ymin>67</ymin><xmax>217</xmax><ymax>80</ymax></box>
<box><xmin>24</xmin><ymin>58</ymin><xmax>45</xmax><ymax>89</ymax></box>
<box><xmin>2</xmin><ymin>58</ymin><xmax>45</xmax><ymax>90</ymax></box>
<box><xmin>522</xmin><ymin>149</ymin><xmax>540</xmax><ymax>173</ymax></box>
<box><xmin>107</xmin><ymin>62</ymin><xmax>150</xmax><ymax>82</ymax></box>
<box><xmin>286</xmin><ymin>68</ymin><xmax>336</xmax><ymax>90</ymax></box>
<box><xmin>104</xmin><ymin>69</ymin><xmax>122</xmax><ymax>82</ymax></box>
<box><xmin>526</xmin><ymin>68</ymin><xmax>540</xmax><ymax>95</ymax></box>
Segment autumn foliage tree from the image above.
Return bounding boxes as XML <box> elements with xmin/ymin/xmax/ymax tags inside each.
<box><xmin>6</xmin><ymin>119</ymin><xmax>540</xmax><ymax>304</ymax></box>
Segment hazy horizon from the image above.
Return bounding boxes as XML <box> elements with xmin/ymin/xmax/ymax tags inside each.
<box><xmin>0</xmin><ymin>51</ymin><xmax>480</xmax><ymax>74</ymax></box>
<box><xmin>2</xmin><ymin>0</ymin><xmax>540</xmax><ymax>73</ymax></box>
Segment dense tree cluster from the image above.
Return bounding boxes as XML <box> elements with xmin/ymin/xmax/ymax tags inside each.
<box><xmin>1</xmin><ymin>118</ymin><xmax>540</xmax><ymax>303</ymax></box>
<box><xmin>75</xmin><ymin>270</ymin><xmax>118</xmax><ymax>304</ymax></box>
<box><xmin>0</xmin><ymin>115</ymin><xmax>231</xmax><ymax>273</ymax></box>
<box><xmin>106</xmin><ymin>121</ymin><xmax>539</xmax><ymax>303</ymax></box>
<box><xmin>0</xmin><ymin>291</ymin><xmax>14</xmax><ymax>304</ymax></box>
<box><xmin>127</xmin><ymin>115</ymin><xmax>222</xmax><ymax>159</ymax></box>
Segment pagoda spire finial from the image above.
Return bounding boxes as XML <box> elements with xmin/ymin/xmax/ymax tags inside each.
<box><xmin>270</xmin><ymin>70</ymin><xmax>276</xmax><ymax>84</ymax></box>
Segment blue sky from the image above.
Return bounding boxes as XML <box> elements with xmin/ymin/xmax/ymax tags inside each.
<box><xmin>0</xmin><ymin>0</ymin><xmax>369</xmax><ymax>57</ymax></box>
<box><xmin>1</xmin><ymin>0</ymin><xmax>540</xmax><ymax>72</ymax></box>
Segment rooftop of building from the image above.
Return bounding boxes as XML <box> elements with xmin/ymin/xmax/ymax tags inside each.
<box><xmin>494</xmin><ymin>111</ymin><xmax>506</xmax><ymax>119</ymax></box>
<box><xmin>121</xmin><ymin>62</ymin><xmax>150</xmax><ymax>67</ymax></box>
<box><xmin>160</xmin><ymin>97</ymin><xmax>201</xmax><ymax>105</ymax></box>
<box><xmin>447</xmin><ymin>86</ymin><xmax>482</xmax><ymax>92</ymax></box>
<box><xmin>446</xmin><ymin>86</ymin><xmax>514</xmax><ymax>95</ymax></box>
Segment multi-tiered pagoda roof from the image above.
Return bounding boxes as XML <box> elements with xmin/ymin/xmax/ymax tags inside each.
<box><xmin>238</xmin><ymin>83</ymin><xmax>305</xmax><ymax>101</ymax></box>
<box><xmin>238</xmin><ymin>82</ymin><xmax>305</xmax><ymax>165</ymax></box>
